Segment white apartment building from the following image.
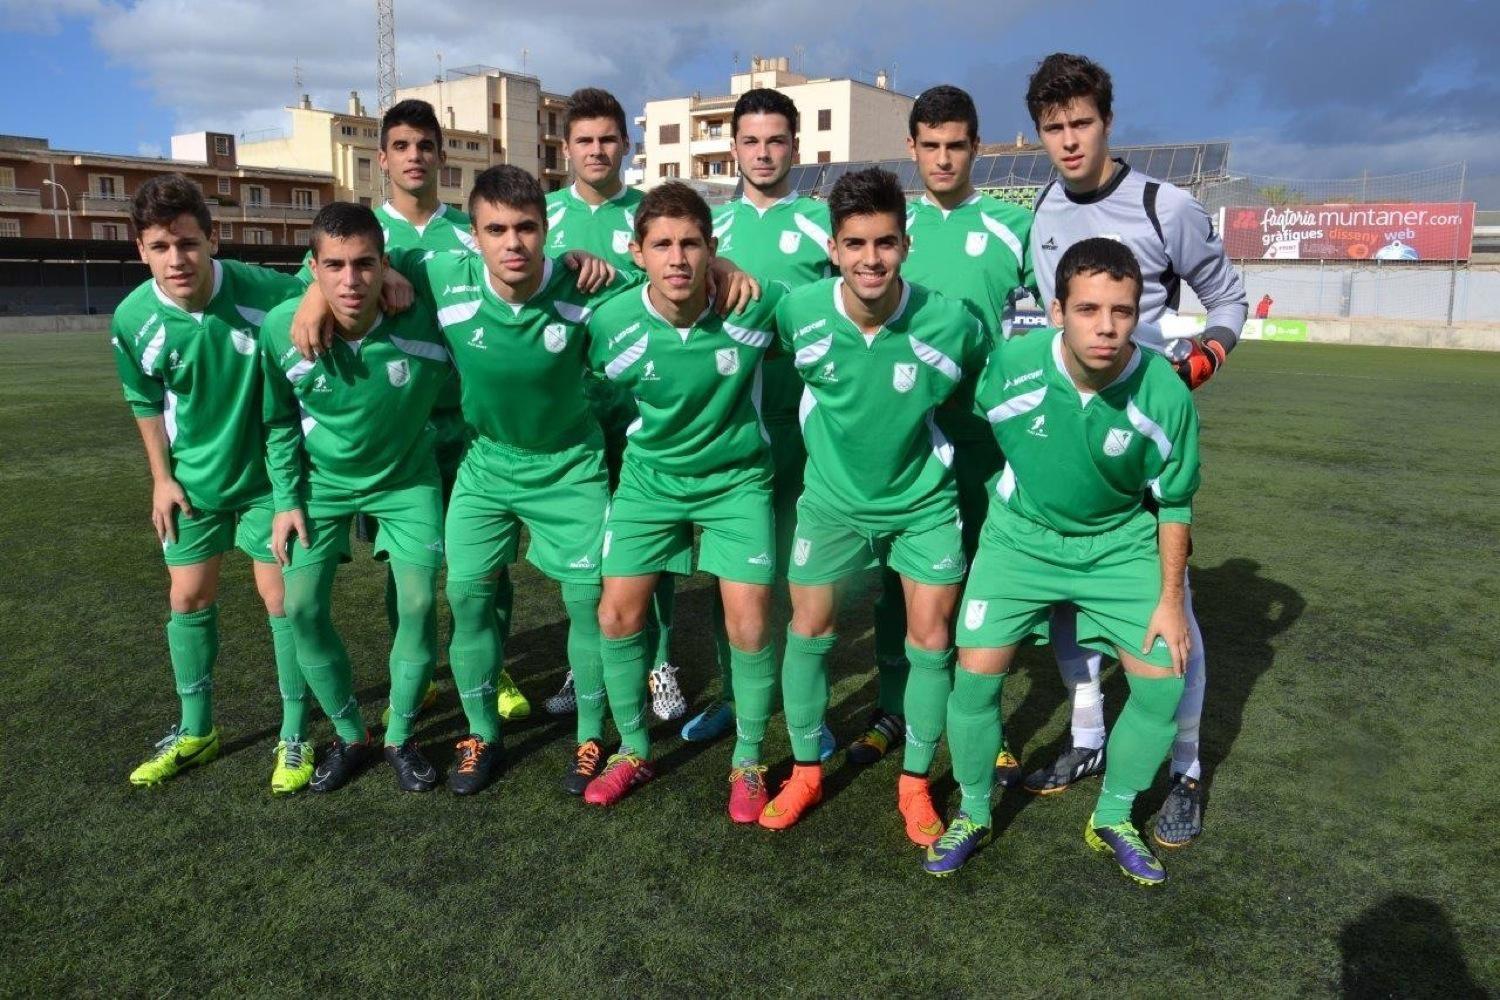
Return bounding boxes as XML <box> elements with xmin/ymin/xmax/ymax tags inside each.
<box><xmin>636</xmin><ymin>56</ymin><xmax>914</xmax><ymax>188</ymax></box>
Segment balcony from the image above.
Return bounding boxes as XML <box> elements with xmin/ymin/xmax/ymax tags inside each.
<box><xmin>0</xmin><ymin>187</ymin><xmax>44</xmax><ymax>210</ymax></box>
<box><xmin>78</xmin><ymin>194</ymin><xmax>133</xmax><ymax>215</ymax></box>
<box><xmin>215</xmin><ymin>201</ymin><xmax>320</xmax><ymax>223</ymax></box>
<box><xmin>689</xmin><ymin>133</ymin><xmax>732</xmax><ymax>156</ymax></box>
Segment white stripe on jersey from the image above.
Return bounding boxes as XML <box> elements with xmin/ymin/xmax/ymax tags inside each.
<box><xmin>436</xmin><ymin>299</ymin><xmax>482</xmax><ymax>328</ymax></box>
<box><xmin>390</xmin><ymin>335</ymin><xmax>449</xmax><ymax>363</ymax></box>
<box><xmin>986</xmin><ymin>386</ymin><xmax>1047</xmax><ymax>423</ymax></box>
<box><xmin>553</xmin><ymin>300</ymin><xmax>593</xmax><ymax>324</ymax></box>
<box><xmin>1126</xmin><ymin>398</ymin><xmax>1173</xmax><ymax>460</ymax></box>
<box><xmin>925</xmin><ymin>411</ymin><xmax>954</xmax><ymax>468</ymax></box>
<box><xmin>798</xmin><ymin>385</ymin><xmax>817</xmax><ymax>429</ymax></box>
<box><xmin>298</xmin><ymin>402</ymin><xmax>317</xmax><ymax>437</ymax></box>
<box><xmin>795</xmin><ymin>333</ymin><xmax>834</xmax><ymax>368</ymax></box>
<box><xmin>750</xmin><ymin>359</ymin><xmax>770</xmax><ymax>445</ymax></box>
<box><xmin>547</xmin><ymin>205</ymin><xmax>567</xmax><ymax>229</ymax></box>
<box><xmin>604</xmin><ymin>333</ymin><xmax>649</xmax><ymax>380</ymax></box>
<box><xmin>286</xmin><ymin>358</ymin><xmax>316</xmax><ymax>384</ymax></box>
<box><xmin>163</xmin><ymin>388</ymin><xmax>179</xmax><ymax>444</ymax></box>
<box><xmin>995</xmin><ymin>463</ymin><xmax>1016</xmax><ymax>502</ymax></box>
<box><xmin>980</xmin><ymin>213</ymin><xmax>1024</xmax><ymax>263</ymax></box>
<box><xmin>908</xmin><ymin>333</ymin><xmax>962</xmax><ymax>382</ymax></box>
<box><xmin>235</xmin><ymin>304</ymin><xmax>267</xmax><ymax>326</ymax></box>
<box><xmin>140</xmin><ymin>323</ymin><xmax>167</xmax><ymax>373</ymax></box>
<box><xmin>793</xmin><ymin>212</ymin><xmax>830</xmax><ymax>246</ymax></box>
<box><xmin>723</xmin><ymin>321</ymin><xmax>772</xmax><ymax>349</ymax></box>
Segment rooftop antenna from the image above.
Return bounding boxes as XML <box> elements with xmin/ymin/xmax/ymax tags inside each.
<box><xmin>375</xmin><ymin>0</ymin><xmax>397</xmax><ymax>113</ymax></box>
<box><xmin>293</xmin><ymin>59</ymin><xmax>303</xmax><ymax>107</ymax></box>
<box><xmin>792</xmin><ymin>44</ymin><xmax>805</xmax><ymax>74</ymax></box>
<box><xmin>521</xmin><ymin>47</ymin><xmax>529</xmax><ymax>75</ymax></box>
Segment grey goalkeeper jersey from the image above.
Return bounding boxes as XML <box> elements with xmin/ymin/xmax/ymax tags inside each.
<box><xmin>1031</xmin><ymin>159</ymin><xmax>1247</xmax><ymax>360</ymax></box>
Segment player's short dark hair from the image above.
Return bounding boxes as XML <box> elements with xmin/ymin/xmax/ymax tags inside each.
<box><xmin>1055</xmin><ymin>237</ymin><xmax>1142</xmax><ymax>305</ymax></box>
<box><xmin>732</xmin><ymin>87</ymin><xmax>799</xmax><ymax>136</ymax></box>
<box><xmin>130</xmin><ymin>173</ymin><xmax>212</xmax><ymax>239</ymax></box>
<box><xmin>1026</xmin><ymin>52</ymin><xmax>1113</xmax><ymax>129</ymax></box>
<box><xmin>828</xmin><ymin>167</ymin><xmax>907</xmax><ymax>237</ymax></box>
<box><xmin>563</xmin><ymin>87</ymin><xmax>629</xmax><ymax>142</ymax></box>
<box><xmin>633</xmin><ymin>181</ymin><xmax>712</xmax><ymax>243</ymax></box>
<box><xmin>310</xmin><ymin>201</ymin><xmax>384</xmax><ymax>257</ymax></box>
<box><xmin>381</xmin><ymin>98</ymin><xmax>443</xmax><ymax>149</ymax></box>
<box><xmin>909</xmin><ymin>85</ymin><xmax>979</xmax><ymax>142</ymax></box>
<box><xmin>468</xmin><ymin>165</ymin><xmax>547</xmax><ymax>223</ymax></box>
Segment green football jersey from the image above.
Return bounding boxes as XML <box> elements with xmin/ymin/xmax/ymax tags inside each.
<box><xmin>776</xmin><ymin>277</ymin><xmax>989</xmax><ymax>524</ymax></box>
<box><xmin>712</xmin><ymin>193</ymin><xmax>833</xmax><ymax>425</ymax></box>
<box><xmin>391</xmin><ymin>248</ymin><xmax>638</xmax><ymax>452</ymax></box>
<box><xmin>588</xmin><ymin>282</ymin><xmax>785</xmax><ymax>476</ymax></box>
<box><xmin>545</xmin><ymin>183</ymin><xmax>643</xmax><ymax>272</ymax></box>
<box><xmin>905</xmin><ymin>192</ymin><xmax>1034</xmax><ymax>444</ymax></box>
<box><xmin>975</xmin><ymin>329</ymin><xmax>1200</xmax><ymax>534</ymax></box>
<box><xmin>110</xmin><ymin>259</ymin><xmax>306</xmax><ymax>510</ymax></box>
<box><xmin>260</xmin><ymin>297</ymin><xmax>450</xmax><ymax>510</ymax></box>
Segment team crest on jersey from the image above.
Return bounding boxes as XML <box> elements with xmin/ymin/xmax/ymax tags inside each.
<box><xmin>230</xmin><ymin>329</ymin><xmax>257</xmax><ymax>355</ymax></box>
<box><xmin>386</xmin><ymin>359</ymin><xmax>411</xmax><ymax>387</ymax></box>
<box><xmin>1102</xmin><ymin>428</ymin><xmax>1134</xmax><ymax>457</ymax></box>
<box><xmin>641</xmin><ymin>360</ymin><xmax>660</xmax><ymax>381</ymax></box>
<box><xmin>543</xmin><ymin>323</ymin><xmax>569</xmax><ymax>354</ymax></box>
<box><xmin>312</xmin><ymin>374</ymin><xmax>331</xmax><ymax>393</ymax></box>
<box><xmin>964</xmin><ymin>599</ymin><xmax>988</xmax><ymax>631</ymax></box>
<box><xmin>715</xmin><ymin>347</ymin><xmax>740</xmax><ymax>375</ymax></box>
<box><xmin>612</xmin><ymin>230</ymin><xmax>632</xmax><ymax>255</ymax></box>
<box><xmin>550</xmin><ymin>230</ymin><xmax>567</xmax><ymax>250</ymax></box>
<box><xmin>965</xmin><ymin>231</ymin><xmax>989</xmax><ymax>256</ymax></box>
<box><xmin>793</xmin><ymin>538</ymin><xmax>811</xmax><ymax>567</ymax></box>
<box><xmin>779</xmin><ymin>230</ymin><xmax>802</xmax><ymax>254</ymax></box>
<box><xmin>892</xmin><ymin>362</ymin><xmax>917</xmax><ymax>393</ymax></box>
<box><xmin>168</xmin><ymin>349</ymin><xmax>185</xmax><ymax>371</ymax></box>
<box><xmin>468</xmin><ymin>327</ymin><xmax>487</xmax><ymax>350</ymax></box>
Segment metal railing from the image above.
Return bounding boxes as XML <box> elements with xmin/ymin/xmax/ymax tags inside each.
<box><xmin>0</xmin><ymin>187</ymin><xmax>43</xmax><ymax>209</ymax></box>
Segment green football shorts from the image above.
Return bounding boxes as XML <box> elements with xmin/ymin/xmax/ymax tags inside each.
<box><xmin>956</xmin><ymin>502</ymin><xmax>1176</xmax><ymax>668</ymax></box>
<box><xmin>285</xmin><ymin>476</ymin><xmax>445</xmax><ymax>571</ymax></box>
<box><xmin>786</xmin><ymin>493</ymin><xmax>966</xmax><ymax>587</ymax></box>
<box><xmin>161</xmin><ymin>493</ymin><xmax>275</xmax><ymax>567</ymax></box>
<box><xmin>766</xmin><ymin>419</ymin><xmax>806</xmax><ymax>579</ymax></box>
<box><xmin>950</xmin><ymin>434</ymin><xmax>1004</xmax><ymax>560</ymax></box>
<box><xmin>445</xmin><ymin>434</ymin><xmax>607</xmax><ymax>583</ymax></box>
<box><xmin>603</xmin><ymin>459</ymin><xmax>775</xmax><ymax>585</ymax></box>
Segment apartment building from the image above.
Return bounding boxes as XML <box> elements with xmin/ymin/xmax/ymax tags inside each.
<box><xmin>235</xmin><ymin>91</ymin><xmax>495</xmax><ymax>209</ymax></box>
<box><xmin>0</xmin><ymin>133</ymin><xmax>334</xmax><ymax>244</ymax></box>
<box><xmin>395</xmin><ymin>66</ymin><xmax>571</xmax><ymax>191</ymax></box>
<box><xmin>636</xmin><ymin>56</ymin><xmax>915</xmax><ymax>188</ymax></box>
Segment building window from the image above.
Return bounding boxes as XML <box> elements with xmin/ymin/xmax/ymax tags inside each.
<box><xmin>293</xmin><ymin>229</ymin><xmax>310</xmax><ymax>246</ymax></box>
<box><xmin>707</xmin><ymin>160</ymin><xmax>728</xmax><ymax>176</ymax></box>
<box><xmin>492</xmin><ymin>102</ymin><xmax>502</xmax><ymax>118</ymax></box>
<box><xmin>341</xmin><ymin>125</ymin><xmax>358</xmax><ymax>137</ymax></box>
<box><xmin>547</xmin><ymin>112</ymin><xmax>557</xmax><ymax>134</ymax></box>
<box><xmin>466</xmin><ymin>140</ymin><xmax>480</xmax><ymax>151</ymax></box>
<box><xmin>291</xmin><ymin>188</ymin><xmax>315</xmax><ymax>209</ymax></box>
<box><xmin>659</xmin><ymin>124</ymin><xmax>680</xmax><ymax>145</ymax></box>
<box><xmin>244</xmin><ymin>227</ymin><xmax>271</xmax><ymax>245</ymax></box>
<box><xmin>214</xmin><ymin>135</ymin><xmax>230</xmax><ymax>156</ymax></box>
<box><xmin>818</xmin><ymin>109</ymin><xmax>832</xmax><ymax>131</ymax></box>
<box><xmin>245</xmin><ymin>184</ymin><xmax>266</xmax><ymax>206</ymax></box>
<box><xmin>440</xmin><ymin>166</ymin><xmax>462</xmax><ymax>188</ymax></box>
<box><xmin>448</xmin><ymin>139</ymin><xmax>460</xmax><ymax>150</ymax></box>
<box><xmin>492</xmin><ymin>139</ymin><xmax>505</xmax><ymax>155</ymax></box>
<box><xmin>357</xmin><ymin>157</ymin><xmax>372</xmax><ymax>183</ymax></box>
<box><xmin>659</xmin><ymin>162</ymin><xmax>679</xmax><ymax>178</ymax></box>
<box><xmin>817</xmin><ymin>151</ymin><xmax>831</xmax><ymax>163</ymax></box>
<box><xmin>544</xmin><ymin>147</ymin><xmax>558</xmax><ymax>170</ymax></box>
<box><xmin>91</xmin><ymin>222</ymin><xmax>124</xmax><ymax>240</ymax></box>
<box><xmin>0</xmin><ymin>218</ymin><xmax>19</xmax><ymax>237</ymax></box>
<box><xmin>95</xmin><ymin>175</ymin><xmax>119</xmax><ymax>198</ymax></box>
<box><xmin>0</xmin><ymin>166</ymin><xmax>16</xmax><ymax>190</ymax></box>
<box><xmin>364</xmin><ymin>128</ymin><xmax>377</xmax><ymax>139</ymax></box>
<box><xmin>221</xmin><ymin>222</ymin><xmax>232</xmax><ymax>240</ymax></box>
<box><xmin>216</xmin><ymin>176</ymin><xmax>231</xmax><ymax>195</ymax></box>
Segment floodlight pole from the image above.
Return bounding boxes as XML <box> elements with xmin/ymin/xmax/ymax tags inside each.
<box><xmin>42</xmin><ymin>179</ymin><xmax>72</xmax><ymax>239</ymax></box>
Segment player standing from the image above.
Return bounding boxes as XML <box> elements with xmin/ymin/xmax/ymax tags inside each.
<box><xmin>262</xmin><ymin>203</ymin><xmax>451</xmax><ymax>792</ymax></box>
<box><xmin>929</xmin><ymin>238</ymin><xmax>1198</xmax><ymax>883</ymax></box>
<box><xmin>851</xmin><ymin>85</ymin><xmax>1035</xmax><ymax>783</ymax></box>
<box><xmin>584</xmin><ymin>182</ymin><xmax>784</xmax><ymax>816</ymax></box>
<box><xmin>543</xmin><ymin>88</ymin><xmax>686</xmax><ymax>724</ymax></box>
<box><xmin>759</xmin><ymin>168</ymin><xmax>988</xmax><ymax>846</ymax></box>
<box><xmin>1022</xmin><ymin>53</ymin><xmax>1247</xmax><ymax>847</ymax></box>
<box><xmin>110</xmin><ymin>174</ymin><xmax>312</xmax><ymax>791</ymax></box>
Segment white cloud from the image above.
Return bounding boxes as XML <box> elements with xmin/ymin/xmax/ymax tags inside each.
<box><xmin>0</xmin><ymin>0</ymin><xmax>103</xmax><ymax>33</ymax></box>
<box><xmin>136</xmin><ymin>141</ymin><xmax>163</xmax><ymax>158</ymax></box>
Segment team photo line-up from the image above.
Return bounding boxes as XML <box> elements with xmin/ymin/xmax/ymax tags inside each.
<box><xmin>112</xmin><ymin>50</ymin><xmax>1245</xmax><ymax>885</ymax></box>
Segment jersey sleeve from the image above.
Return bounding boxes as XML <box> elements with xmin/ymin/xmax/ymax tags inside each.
<box><xmin>258</xmin><ymin>318</ymin><xmax>307</xmax><ymax>511</ymax></box>
<box><xmin>228</xmin><ymin>259</ymin><xmax>310</xmax><ymax>310</ymax></box>
<box><xmin>581</xmin><ymin>265</ymin><xmax>646</xmax><ymax>309</ymax></box>
<box><xmin>1146</xmin><ymin>387</ymin><xmax>1200</xmax><ymax>524</ymax></box>
<box><xmin>1161</xmin><ymin>186</ymin><xmax>1248</xmax><ymax>350</ymax></box>
<box><xmin>970</xmin><ymin>339</ymin><xmax>1008</xmax><ymax>422</ymax></box>
<box><xmin>386</xmin><ymin>246</ymin><xmax>448</xmax><ymax>306</ymax></box>
<box><xmin>110</xmin><ymin>315</ymin><xmax>165</xmax><ymax>417</ymax></box>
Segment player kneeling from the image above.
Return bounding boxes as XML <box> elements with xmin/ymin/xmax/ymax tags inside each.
<box><xmin>585</xmin><ymin>183</ymin><xmax>784</xmax><ymax>815</ymax></box>
<box><xmin>927</xmin><ymin>238</ymin><xmax>1199</xmax><ymax>882</ymax></box>
<box><xmin>264</xmin><ymin>203</ymin><xmax>451</xmax><ymax>793</ymax></box>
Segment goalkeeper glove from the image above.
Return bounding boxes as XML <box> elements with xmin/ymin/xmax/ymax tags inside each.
<box><xmin>1173</xmin><ymin>331</ymin><xmax>1231</xmax><ymax>390</ymax></box>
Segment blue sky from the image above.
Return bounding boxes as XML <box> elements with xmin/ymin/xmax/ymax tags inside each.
<box><xmin>2</xmin><ymin>0</ymin><xmax>1496</xmax><ymax>204</ymax></box>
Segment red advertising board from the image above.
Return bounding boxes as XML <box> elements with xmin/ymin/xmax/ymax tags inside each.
<box><xmin>1223</xmin><ymin>202</ymin><xmax>1475</xmax><ymax>261</ymax></box>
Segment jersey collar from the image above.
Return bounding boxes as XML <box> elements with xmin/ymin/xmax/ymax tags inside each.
<box><xmin>336</xmin><ymin>310</ymin><xmax>385</xmax><ymax>353</ymax></box>
<box><xmin>919</xmin><ymin>190</ymin><xmax>980</xmax><ymax>218</ymax></box>
<box><xmin>151</xmin><ymin>258</ymin><xmax>224</xmax><ymax>320</ymax></box>
<box><xmin>482</xmin><ymin>256</ymin><xmax>555</xmax><ymax>315</ymax></box>
<box><xmin>1049</xmin><ymin>328</ymin><xmax>1142</xmax><ymax>406</ymax></box>
<box><xmin>738</xmin><ymin>190</ymin><xmax>800</xmax><ymax>217</ymax></box>
<box><xmin>380</xmin><ymin>200</ymin><xmax>447</xmax><ymax>236</ymax></box>
<box><xmin>1062</xmin><ymin>158</ymin><xmax>1131</xmax><ymax>205</ymax></box>
<box><xmin>640</xmin><ymin>282</ymin><xmax>712</xmax><ymax>338</ymax></box>
<box><xmin>832</xmin><ymin>276</ymin><xmax>911</xmax><ymax>337</ymax></box>
<box><xmin>570</xmin><ymin>181</ymin><xmax>630</xmax><ymax>213</ymax></box>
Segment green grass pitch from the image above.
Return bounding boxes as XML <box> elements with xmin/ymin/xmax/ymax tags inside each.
<box><xmin>2</xmin><ymin>331</ymin><xmax>1496</xmax><ymax>996</ymax></box>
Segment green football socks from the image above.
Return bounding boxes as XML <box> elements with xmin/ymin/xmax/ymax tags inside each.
<box><xmin>947</xmin><ymin>667</ymin><xmax>1005</xmax><ymax>827</ymax></box>
<box><xmin>167</xmin><ymin>604</ymin><xmax>219</xmax><ymax>737</ymax></box>
<box><xmin>1093</xmin><ymin>671</ymin><xmax>1186</xmax><ymax>826</ymax></box>
<box><xmin>902</xmin><ymin>642</ymin><xmax>955</xmax><ymax>776</ymax></box>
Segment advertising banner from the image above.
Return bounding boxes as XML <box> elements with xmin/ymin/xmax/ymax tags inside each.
<box><xmin>1223</xmin><ymin>203</ymin><xmax>1475</xmax><ymax>261</ymax></box>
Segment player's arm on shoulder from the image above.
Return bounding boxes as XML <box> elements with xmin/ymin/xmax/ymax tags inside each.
<box><xmin>1164</xmin><ymin>188</ymin><xmax>1247</xmax><ymax>389</ymax></box>
<box><xmin>258</xmin><ymin>316</ymin><xmax>309</xmax><ymax>519</ymax></box>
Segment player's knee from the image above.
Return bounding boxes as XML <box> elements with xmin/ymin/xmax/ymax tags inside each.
<box><xmin>397</xmin><ymin>586</ymin><xmax>435</xmax><ymax>626</ymax></box>
<box><xmin>168</xmin><ymin>587</ymin><xmax>215</xmax><ymax>614</ymax></box>
<box><xmin>724</xmin><ymin>618</ymin><xmax>768</xmax><ymax>652</ymax></box>
<box><xmin>905</xmin><ymin>622</ymin><xmax>951</xmax><ymax>652</ymax></box>
<box><xmin>597</xmin><ymin>599</ymin><xmax>646</xmax><ymax>639</ymax></box>
<box><xmin>446</xmin><ymin>577</ymin><xmax>495</xmax><ymax>633</ymax></box>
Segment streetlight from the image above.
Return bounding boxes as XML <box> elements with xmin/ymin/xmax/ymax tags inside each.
<box><xmin>42</xmin><ymin>179</ymin><xmax>72</xmax><ymax>239</ymax></box>
<box><xmin>42</xmin><ymin>179</ymin><xmax>90</xmax><ymax>314</ymax></box>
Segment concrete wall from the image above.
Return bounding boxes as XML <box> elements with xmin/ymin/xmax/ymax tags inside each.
<box><xmin>1179</xmin><ymin>261</ymin><xmax>1500</xmax><ymax>324</ymax></box>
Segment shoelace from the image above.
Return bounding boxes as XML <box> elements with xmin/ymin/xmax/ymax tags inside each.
<box><xmin>574</xmin><ymin>742</ymin><xmax>601</xmax><ymax>773</ymax></box>
<box><xmin>1102</xmin><ymin>822</ymin><xmax>1152</xmax><ymax>855</ymax></box>
<box><xmin>730</xmin><ymin>765</ymin><xmax>766</xmax><ymax>793</ymax></box>
<box><xmin>455</xmin><ymin>736</ymin><xmax>485</xmax><ymax>774</ymax></box>
<box><xmin>936</xmin><ymin>816</ymin><xmax>979</xmax><ymax>850</ymax></box>
<box><xmin>281</xmin><ymin>742</ymin><xmax>308</xmax><ymax>770</ymax></box>
<box><xmin>602</xmin><ymin>753</ymin><xmax>640</xmax><ymax>777</ymax></box>
<box><xmin>149</xmin><ymin>727</ymin><xmax>183</xmax><ymax>759</ymax></box>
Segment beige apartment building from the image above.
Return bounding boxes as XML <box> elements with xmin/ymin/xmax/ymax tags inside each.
<box><xmin>635</xmin><ymin>56</ymin><xmax>914</xmax><ymax>188</ymax></box>
<box><xmin>233</xmin><ymin>91</ymin><xmax>495</xmax><ymax>209</ymax></box>
<box><xmin>395</xmin><ymin>66</ymin><xmax>571</xmax><ymax>191</ymax></box>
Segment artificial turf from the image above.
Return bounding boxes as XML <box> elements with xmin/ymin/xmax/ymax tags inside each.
<box><xmin>2</xmin><ymin>331</ymin><xmax>1495</xmax><ymax>996</ymax></box>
